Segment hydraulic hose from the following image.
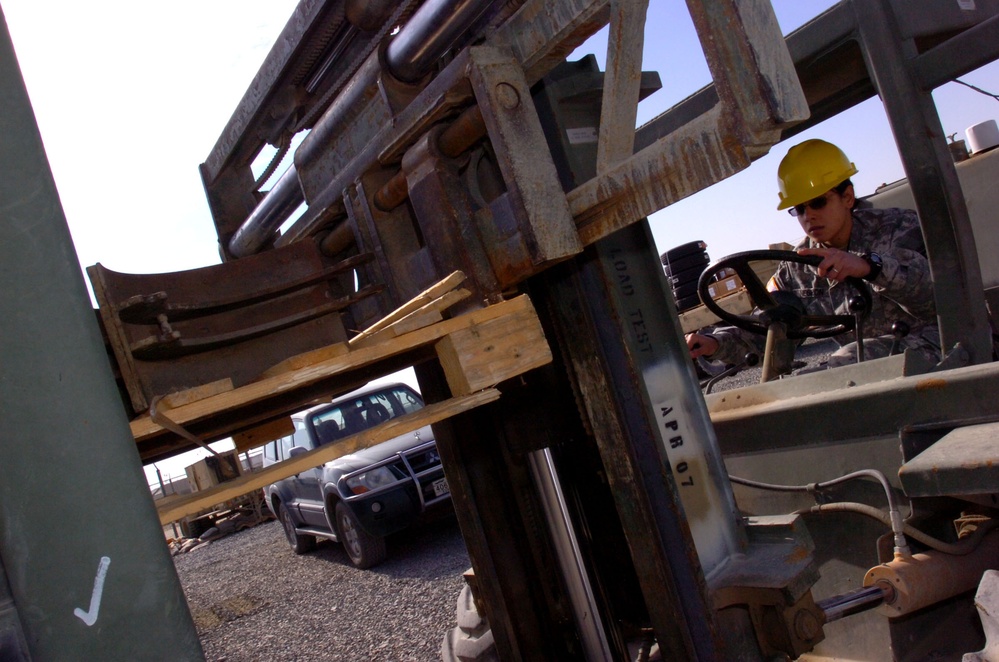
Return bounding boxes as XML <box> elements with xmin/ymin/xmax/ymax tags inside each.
<box><xmin>795</xmin><ymin>502</ymin><xmax>998</xmax><ymax>556</ymax></box>
<box><xmin>729</xmin><ymin>469</ymin><xmax>912</xmax><ymax>556</ymax></box>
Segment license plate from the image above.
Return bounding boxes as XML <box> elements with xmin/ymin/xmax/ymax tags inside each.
<box><xmin>432</xmin><ymin>477</ymin><xmax>450</xmax><ymax>497</ymax></box>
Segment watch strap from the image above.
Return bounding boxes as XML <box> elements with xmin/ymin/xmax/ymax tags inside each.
<box><xmin>861</xmin><ymin>253</ymin><xmax>883</xmax><ymax>282</ymax></box>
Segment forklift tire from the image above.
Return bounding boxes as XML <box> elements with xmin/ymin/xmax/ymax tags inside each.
<box><xmin>441</xmin><ymin>584</ymin><xmax>499</xmax><ymax>662</ymax></box>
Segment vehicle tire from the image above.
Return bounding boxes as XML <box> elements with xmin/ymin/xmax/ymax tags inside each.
<box><xmin>335</xmin><ymin>502</ymin><xmax>387</xmax><ymax>569</ymax></box>
<box><xmin>660</xmin><ymin>240</ymin><xmax>706</xmax><ymax>265</ymax></box>
<box><xmin>671</xmin><ymin>279</ymin><xmax>700</xmax><ymax>300</ymax></box>
<box><xmin>667</xmin><ymin>262</ymin><xmax>709</xmax><ymax>289</ymax></box>
<box><xmin>278</xmin><ymin>502</ymin><xmax>316</xmax><ymax>554</ymax></box>
<box><xmin>441</xmin><ymin>583</ymin><xmax>499</xmax><ymax>662</ymax></box>
<box><xmin>674</xmin><ymin>292</ymin><xmax>703</xmax><ymax>311</ymax></box>
<box><xmin>662</xmin><ymin>250</ymin><xmax>709</xmax><ymax>277</ymax></box>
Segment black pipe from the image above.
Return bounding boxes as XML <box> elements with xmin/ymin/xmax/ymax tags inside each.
<box><xmin>817</xmin><ymin>586</ymin><xmax>888</xmax><ymax>623</ymax></box>
<box><xmin>227</xmin><ymin>163</ymin><xmax>305</xmax><ymax>257</ymax></box>
<box><xmin>385</xmin><ymin>0</ymin><xmax>495</xmax><ymax>83</ymax></box>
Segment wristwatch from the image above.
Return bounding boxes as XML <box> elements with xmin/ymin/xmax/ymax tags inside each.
<box><xmin>861</xmin><ymin>252</ymin><xmax>883</xmax><ymax>282</ymax></box>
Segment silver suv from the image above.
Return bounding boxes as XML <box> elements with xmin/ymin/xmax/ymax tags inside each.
<box><xmin>262</xmin><ymin>382</ymin><xmax>450</xmax><ymax>568</ymax></box>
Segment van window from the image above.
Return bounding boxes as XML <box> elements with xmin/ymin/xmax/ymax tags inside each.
<box><xmin>392</xmin><ymin>386</ymin><xmax>423</xmax><ymax>415</ymax></box>
<box><xmin>306</xmin><ymin>385</ymin><xmax>426</xmax><ymax>441</ymax></box>
<box><xmin>279</xmin><ymin>434</ymin><xmax>296</xmax><ymax>460</ymax></box>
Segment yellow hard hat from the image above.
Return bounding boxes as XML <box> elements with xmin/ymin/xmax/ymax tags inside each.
<box><xmin>776</xmin><ymin>139</ymin><xmax>858</xmax><ymax>210</ymax></box>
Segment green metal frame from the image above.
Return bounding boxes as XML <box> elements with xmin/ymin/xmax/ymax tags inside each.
<box><xmin>0</xmin><ymin>8</ymin><xmax>204</xmax><ymax>659</ymax></box>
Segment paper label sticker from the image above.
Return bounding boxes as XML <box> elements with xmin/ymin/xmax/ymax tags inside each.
<box><xmin>566</xmin><ymin>127</ymin><xmax>598</xmax><ymax>144</ymax></box>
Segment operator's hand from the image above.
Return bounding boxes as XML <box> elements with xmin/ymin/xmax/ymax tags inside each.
<box><xmin>686</xmin><ymin>332</ymin><xmax>719</xmax><ymax>359</ymax></box>
<box><xmin>797</xmin><ymin>247</ymin><xmax>870</xmax><ymax>282</ymax></box>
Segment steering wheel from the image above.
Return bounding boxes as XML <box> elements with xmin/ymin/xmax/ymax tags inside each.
<box><xmin>696</xmin><ymin>250</ymin><xmax>872</xmax><ymax>339</ymax></box>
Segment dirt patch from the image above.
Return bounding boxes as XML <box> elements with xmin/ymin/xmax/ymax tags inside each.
<box><xmin>190</xmin><ymin>593</ymin><xmax>267</xmax><ymax>632</ymax></box>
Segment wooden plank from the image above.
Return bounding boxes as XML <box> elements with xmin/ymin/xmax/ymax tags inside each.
<box><xmin>435</xmin><ymin>302</ymin><xmax>552</xmax><ymax>396</ymax></box>
<box><xmin>596</xmin><ymin>0</ymin><xmax>648</xmax><ymax>173</ymax></box>
<box><xmin>159</xmin><ymin>378</ymin><xmax>234</xmax><ymax>409</ymax></box>
<box><xmin>348</xmin><ymin>270</ymin><xmax>466</xmax><ymax>346</ymax></box>
<box><xmin>155</xmin><ymin>388</ymin><xmax>501</xmax><ymax>524</ymax></box>
<box><xmin>679</xmin><ymin>290</ymin><xmax>753</xmax><ymax>334</ymax></box>
<box><xmin>231</xmin><ymin>417</ymin><xmax>295</xmax><ymax>454</ymax></box>
<box><xmin>131</xmin><ymin>295</ymin><xmax>541</xmax><ymax>443</ymax></box>
<box><xmin>257</xmin><ymin>342</ymin><xmax>350</xmax><ymax>380</ymax></box>
<box><xmin>349</xmin><ymin>288</ymin><xmax>471</xmax><ymax>349</ymax></box>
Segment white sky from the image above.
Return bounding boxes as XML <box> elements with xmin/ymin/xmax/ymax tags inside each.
<box><xmin>4</xmin><ymin>1</ymin><xmax>997</xmax><ymax>277</ymax></box>
<box><xmin>4</xmin><ymin>1</ymin><xmax>999</xmax><ymax>479</ymax></box>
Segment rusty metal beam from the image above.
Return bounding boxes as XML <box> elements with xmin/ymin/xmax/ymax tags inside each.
<box><xmin>569</xmin><ymin>0</ymin><xmax>806</xmax><ymax>246</ymax></box>
<box><xmin>468</xmin><ymin>46</ymin><xmax>583</xmax><ymax>266</ymax></box>
<box><xmin>493</xmin><ymin>0</ymin><xmax>611</xmax><ymax>86</ymax></box>
<box><xmin>202</xmin><ymin>0</ymin><xmax>343</xmax><ymax>184</ymax></box>
<box><xmin>276</xmin><ymin>0</ymin><xmax>612</xmax><ymax>250</ymax></box>
<box><xmin>571</xmin><ymin>105</ymin><xmax>750</xmax><ymax>245</ymax></box>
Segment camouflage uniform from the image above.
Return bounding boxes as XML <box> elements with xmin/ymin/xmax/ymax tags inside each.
<box><xmin>703</xmin><ymin>206</ymin><xmax>941</xmax><ymax>368</ymax></box>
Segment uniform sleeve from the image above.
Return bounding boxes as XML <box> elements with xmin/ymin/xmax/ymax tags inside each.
<box><xmin>870</xmin><ymin>211</ymin><xmax>936</xmax><ymax>320</ymax></box>
<box><xmin>701</xmin><ymin>326</ymin><xmax>767</xmax><ymax>366</ymax></box>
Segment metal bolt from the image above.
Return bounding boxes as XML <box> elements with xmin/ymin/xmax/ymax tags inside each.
<box><xmin>794</xmin><ymin>609</ymin><xmax>822</xmax><ymax>641</ymax></box>
<box><xmin>156</xmin><ymin>314</ymin><xmax>174</xmax><ymax>337</ymax></box>
<box><xmin>495</xmin><ymin>82</ymin><xmax>520</xmax><ymax>109</ymax></box>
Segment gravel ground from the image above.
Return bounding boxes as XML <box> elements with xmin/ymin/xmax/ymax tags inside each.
<box><xmin>174</xmin><ymin>515</ymin><xmax>469</xmax><ymax>662</ymax></box>
<box><xmin>701</xmin><ymin>337</ymin><xmax>838</xmax><ymax>391</ymax></box>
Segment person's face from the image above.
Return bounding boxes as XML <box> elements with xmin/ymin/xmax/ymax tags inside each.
<box><xmin>792</xmin><ymin>185</ymin><xmax>855</xmax><ymax>248</ymax></box>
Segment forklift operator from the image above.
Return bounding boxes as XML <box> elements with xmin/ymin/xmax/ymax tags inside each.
<box><xmin>685</xmin><ymin>139</ymin><xmax>941</xmax><ymax>370</ymax></box>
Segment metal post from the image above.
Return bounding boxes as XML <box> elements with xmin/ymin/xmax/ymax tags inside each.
<box><xmin>528</xmin><ymin>56</ymin><xmax>755</xmax><ymax>659</ymax></box>
<box><xmin>0</xmin><ymin>9</ymin><xmax>204</xmax><ymax>659</ymax></box>
<box><xmin>854</xmin><ymin>0</ymin><xmax>993</xmax><ymax>365</ymax></box>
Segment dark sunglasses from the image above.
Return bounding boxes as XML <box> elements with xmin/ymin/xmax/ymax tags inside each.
<box><xmin>788</xmin><ymin>195</ymin><xmax>829</xmax><ymax>217</ymax></box>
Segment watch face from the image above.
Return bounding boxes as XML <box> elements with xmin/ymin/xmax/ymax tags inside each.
<box><xmin>863</xmin><ymin>252</ymin><xmax>883</xmax><ymax>281</ymax></box>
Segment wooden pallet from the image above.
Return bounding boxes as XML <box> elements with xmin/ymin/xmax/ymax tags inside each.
<box><xmin>155</xmin><ymin>390</ymin><xmax>499</xmax><ymax>525</ymax></box>
<box><xmin>143</xmin><ymin>272</ymin><xmax>553</xmax><ymax>523</ymax></box>
<box><xmin>678</xmin><ymin>289</ymin><xmax>753</xmax><ymax>334</ymax></box>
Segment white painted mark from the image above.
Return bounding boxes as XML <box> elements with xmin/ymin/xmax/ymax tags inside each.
<box><xmin>74</xmin><ymin>556</ymin><xmax>111</xmax><ymax>626</ymax></box>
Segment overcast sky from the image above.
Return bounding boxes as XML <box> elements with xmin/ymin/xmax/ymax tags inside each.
<box><xmin>5</xmin><ymin>1</ymin><xmax>999</xmax><ymax>478</ymax></box>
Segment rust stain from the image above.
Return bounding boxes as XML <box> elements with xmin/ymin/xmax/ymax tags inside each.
<box><xmin>786</xmin><ymin>546</ymin><xmax>810</xmax><ymax>563</ymax></box>
<box><xmin>914</xmin><ymin>378</ymin><xmax>948</xmax><ymax>392</ymax></box>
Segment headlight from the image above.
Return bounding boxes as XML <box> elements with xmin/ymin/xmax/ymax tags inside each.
<box><xmin>345</xmin><ymin>466</ymin><xmax>400</xmax><ymax>494</ymax></box>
